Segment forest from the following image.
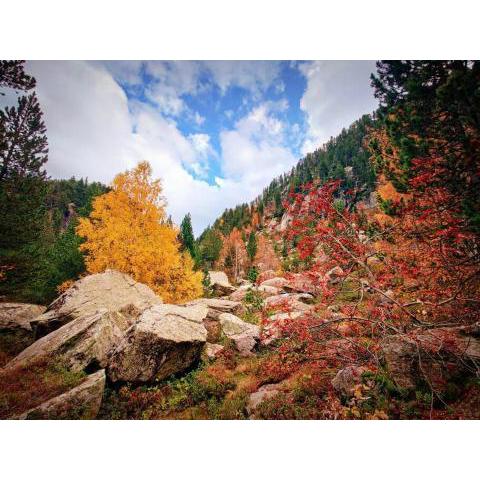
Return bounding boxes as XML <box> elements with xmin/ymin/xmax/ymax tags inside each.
<box><xmin>0</xmin><ymin>60</ymin><xmax>479</xmax><ymax>420</ymax></box>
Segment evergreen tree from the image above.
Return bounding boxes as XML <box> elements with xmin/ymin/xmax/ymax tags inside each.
<box><xmin>179</xmin><ymin>213</ymin><xmax>196</xmax><ymax>260</ymax></box>
<box><xmin>0</xmin><ymin>62</ymin><xmax>49</xmax><ymax>300</ymax></box>
<box><xmin>246</xmin><ymin>231</ymin><xmax>257</xmax><ymax>262</ymax></box>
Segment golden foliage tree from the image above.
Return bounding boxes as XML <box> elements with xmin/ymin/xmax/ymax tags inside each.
<box><xmin>76</xmin><ymin>161</ymin><xmax>202</xmax><ymax>303</ymax></box>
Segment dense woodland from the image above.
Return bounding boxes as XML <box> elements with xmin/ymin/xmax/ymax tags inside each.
<box><xmin>1</xmin><ymin>60</ymin><xmax>479</xmax><ymax>420</ymax></box>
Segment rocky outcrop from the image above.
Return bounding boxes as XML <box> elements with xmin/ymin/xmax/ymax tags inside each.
<box><xmin>208</xmin><ymin>271</ymin><xmax>236</xmax><ymax>296</ymax></box>
<box><xmin>204</xmin><ymin>343</ymin><xmax>225</xmax><ymax>360</ymax></box>
<box><xmin>31</xmin><ymin>270</ymin><xmax>162</xmax><ymax>338</ymax></box>
<box><xmin>184</xmin><ymin>297</ymin><xmax>244</xmax><ymax>317</ymax></box>
<box><xmin>259</xmin><ymin>277</ymin><xmax>289</xmax><ymax>289</ymax></box>
<box><xmin>107</xmin><ymin>304</ymin><xmax>208</xmax><ymax>383</ymax></box>
<box><xmin>0</xmin><ymin>303</ymin><xmax>46</xmax><ymax>355</ymax></box>
<box><xmin>0</xmin><ymin>303</ymin><xmax>46</xmax><ymax>331</ymax></box>
<box><xmin>218</xmin><ymin>313</ymin><xmax>260</xmax><ymax>356</ymax></box>
<box><xmin>15</xmin><ymin>370</ymin><xmax>105</xmax><ymax>420</ymax></box>
<box><xmin>381</xmin><ymin>329</ymin><xmax>480</xmax><ymax>392</ymax></box>
<box><xmin>5</xmin><ymin>307</ymin><xmax>140</xmax><ymax>372</ymax></box>
<box><xmin>284</xmin><ymin>273</ymin><xmax>319</xmax><ymax>295</ymax></box>
<box><xmin>264</xmin><ymin>293</ymin><xmax>314</xmax><ymax>312</ymax></box>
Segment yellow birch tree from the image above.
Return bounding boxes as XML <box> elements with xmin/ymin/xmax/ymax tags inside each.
<box><xmin>76</xmin><ymin>161</ymin><xmax>202</xmax><ymax>303</ymax></box>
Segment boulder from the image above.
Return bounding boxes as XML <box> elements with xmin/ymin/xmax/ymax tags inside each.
<box><xmin>284</xmin><ymin>273</ymin><xmax>319</xmax><ymax>295</ymax></box>
<box><xmin>381</xmin><ymin>329</ymin><xmax>480</xmax><ymax>392</ymax></box>
<box><xmin>256</xmin><ymin>270</ymin><xmax>277</xmax><ymax>285</ymax></box>
<box><xmin>31</xmin><ymin>270</ymin><xmax>162</xmax><ymax>338</ymax></box>
<box><xmin>107</xmin><ymin>304</ymin><xmax>208</xmax><ymax>383</ymax></box>
<box><xmin>332</xmin><ymin>365</ymin><xmax>369</xmax><ymax>397</ymax></box>
<box><xmin>247</xmin><ymin>383</ymin><xmax>281</xmax><ymax>415</ymax></box>
<box><xmin>208</xmin><ymin>271</ymin><xmax>236</xmax><ymax>296</ymax></box>
<box><xmin>257</xmin><ymin>285</ymin><xmax>281</xmax><ymax>297</ymax></box>
<box><xmin>0</xmin><ymin>303</ymin><xmax>46</xmax><ymax>331</ymax></box>
<box><xmin>15</xmin><ymin>370</ymin><xmax>105</xmax><ymax>420</ymax></box>
<box><xmin>5</xmin><ymin>306</ymin><xmax>140</xmax><ymax>372</ymax></box>
<box><xmin>218</xmin><ymin>313</ymin><xmax>260</xmax><ymax>356</ymax></box>
<box><xmin>259</xmin><ymin>277</ymin><xmax>289</xmax><ymax>290</ymax></box>
<box><xmin>184</xmin><ymin>297</ymin><xmax>244</xmax><ymax>317</ymax></box>
<box><xmin>204</xmin><ymin>343</ymin><xmax>225</xmax><ymax>360</ymax></box>
<box><xmin>228</xmin><ymin>285</ymin><xmax>251</xmax><ymax>302</ymax></box>
<box><xmin>264</xmin><ymin>293</ymin><xmax>314</xmax><ymax>312</ymax></box>
<box><xmin>0</xmin><ymin>303</ymin><xmax>46</xmax><ymax>355</ymax></box>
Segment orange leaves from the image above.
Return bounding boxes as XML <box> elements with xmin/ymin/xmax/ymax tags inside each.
<box><xmin>76</xmin><ymin>162</ymin><xmax>202</xmax><ymax>303</ymax></box>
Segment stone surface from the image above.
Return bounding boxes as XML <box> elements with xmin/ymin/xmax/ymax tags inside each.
<box><xmin>31</xmin><ymin>270</ymin><xmax>162</xmax><ymax>337</ymax></box>
<box><xmin>259</xmin><ymin>277</ymin><xmax>289</xmax><ymax>289</ymax></box>
<box><xmin>0</xmin><ymin>303</ymin><xmax>46</xmax><ymax>331</ymax></box>
<box><xmin>6</xmin><ymin>307</ymin><xmax>140</xmax><ymax>372</ymax></box>
<box><xmin>256</xmin><ymin>270</ymin><xmax>277</xmax><ymax>285</ymax></box>
<box><xmin>0</xmin><ymin>303</ymin><xmax>46</xmax><ymax>355</ymax></box>
<box><xmin>107</xmin><ymin>304</ymin><xmax>208</xmax><ymax>383</ymax></box>
<box><xmin>247</xmin><ymin>383</ymin><xmax>281</xmax><ymax>415</ymax></box>
<box><xmin>257</xmin><ymin>285</ymin><xmax>281</xmax><ymax>297</ymax></box>
<box><xmin>204</xmin><ymin>343</ymin><xmax>225</xmax><ymax>360</ymax></box>
<box><xmin>332</xmin><ymin>365</ymin><xmax>368</xmax><ymax>397</ymax></box>
<box><xmin>15</xmin><ymin>370</ymin><xmax>105</xmax><ymax>420</ymax></box>
<box><xmin>184</xmin><ymin>297</ymin><xmax>244</xmax><ymax>316</ymax></box>
<box><xmin>264</xmin><ymin>293</ymin><xmax>314</xmax><ymax>312</ymax></box>
<box><xmin>381</xmin><ymin>329</ymin><xmax>480</xmax><ymax>391</ymax></box>
<box><xmin>208</xmin><ymin>271</ymin><xmax>236</xmax><ymax>296</ymax></box>
<box><xmin>284</xmin><ymin>273</ymin><xmax>319</xmax><ymax>295</ymax></box>
<box><xmin>218</xmin><ymin>313</ymin><xmax>260</xmax><ymax>356</ymax></box>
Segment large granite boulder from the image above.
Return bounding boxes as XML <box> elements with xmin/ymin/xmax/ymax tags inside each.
<box><xmin>264</xmin><ymin>293</ymin><xmax>314</xmax><ymax>312</ymax></box>
<box><xmin>208</xmin><ymin>271</ymin><xmax>236</xmax><ymax>296</ymax></box>
<box><xmin>381</xmin><ymin>328</ymin><xmax>480</xmax><ymax>392</ymax></box>
<box><xmin>0</xmin><ymin>303</ymin><xmax>46</xmax><ymax>356</ymax></box>
<box><xmin>31</xmin><ymin>270</ymin><xmax>162</xmax><ymax>337</ymax></box>
<box><xmin>5</xmin><ymin>306</ymin><xmax>140</xmax><ymax>372</ymax></box>
<box><xmin>15</xmin><ymin>370</ymin><xmax>105</xmax><ymax>420</ymax></box>
<box><xmin>107</xmin><ymin>304</ymin><xmax>208</xmax><ymax>383</ymax></box>
<box><xmin>218</xmin><ymin>313</ymin><xmax>260</xmax><ymax>356</ymax></box>
<box><xmin>184</xmin><ymin>297</ymin><xmax>244</xmax><ymax>317</ymax></box>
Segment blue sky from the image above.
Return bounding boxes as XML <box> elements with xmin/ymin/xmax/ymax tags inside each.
<box><xmin>18</xmin><ymin>61</ymin><xmax>379</xmax><ymax>235</ymax></box>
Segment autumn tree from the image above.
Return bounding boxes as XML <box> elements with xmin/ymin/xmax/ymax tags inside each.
<box><xmin>76</xmin><ymin>162</ymin><xmax>202</xmax><ymax>303</ymax></box>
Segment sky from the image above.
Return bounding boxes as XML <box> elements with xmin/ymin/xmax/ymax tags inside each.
<box><xmin>8</xmin><ymin>61</ymin><xmax>379</xmax><ymax>235</ymax></box>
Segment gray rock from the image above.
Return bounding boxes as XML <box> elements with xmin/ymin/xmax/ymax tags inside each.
<box><xmin>208</xmin><ymin>271</ymin><xmax>236</xmax><ymax>296</ymax></box>
<box><xmin>247</xmin><ymin>383</ymin><xmax>281</xmax><ymax>415</ymax></box>
<box><xmin>31</xmin><ymin>270</ymin><xmax>162</xmax><ymax>337</ymax></box>
<box><xmin>204</xmin><ymin>343</ymin><xmax>225</xmax><ymax>360</ymax></box>
<box><xmin>15</xmin><ymin>370</ymin><xmax>105</xmax><ymax>420</ymax></box>
<box><xmin>107</xmin><ymin>304</ymin><xmax>208</xmax><ymax>383</ymax></box>
<box><xmin>5</xmin><ymin>307</ymin><xmax>140</xmax><ymax>372</ymax></box>
<box><xmin>219</xmin><ymin>313</ymin><xmax>260</xmax><ymax>356</ymax></box>
<box><xmin>0</xmin><ymin>303</ymin><xmax>46</xmax><ymax>355</ymax></box>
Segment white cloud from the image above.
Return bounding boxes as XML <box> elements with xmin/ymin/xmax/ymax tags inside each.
<box><xmin>23</xmin><ymin>61</ymin><xmax>290</xmax><ymax>236</ymax></box>
<box><xmin>220</xmin><ymin>102</ymin><xmax>296</xmax><ymax>190</ymax></box>
<box><xmin>298</xmin><ymin>60</ymin><xmax>378</xmax><ymax>154</ymax></box>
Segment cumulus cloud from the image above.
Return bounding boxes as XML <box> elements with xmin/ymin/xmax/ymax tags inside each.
<box><xmin>23</xmin><ymin>61</ymin><xmax>288</xmax><ymax>236</ymax></box>
<box><xmin>220</xmin><ymin>102</ymin><xmax>296</xmax><ymax>188</ymax></box>
<box><xmin>298</xmin><ymin>60</ymin><xmax>378</xmax><ymax>154</ymax></box>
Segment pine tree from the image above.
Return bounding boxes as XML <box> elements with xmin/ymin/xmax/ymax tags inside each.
<box><xmin>179</xmin><ymin>213</ymin><xmax>197</xmax><ymax>261</ymax></box>
<box><xmin>246</xmin><ymin>231</ymin><xmax>257</xmax><ymax>263</ymax></box>
<box><xmin>0</xmin><ymin>62</ymin><xmax>49</xmax><ymax>300</ymax></box>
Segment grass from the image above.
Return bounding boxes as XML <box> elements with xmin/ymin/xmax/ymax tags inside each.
<box><xmin>0</xmin><ymin>356</ymin><xmax>86</xmax><ymax>419</ymax></box>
